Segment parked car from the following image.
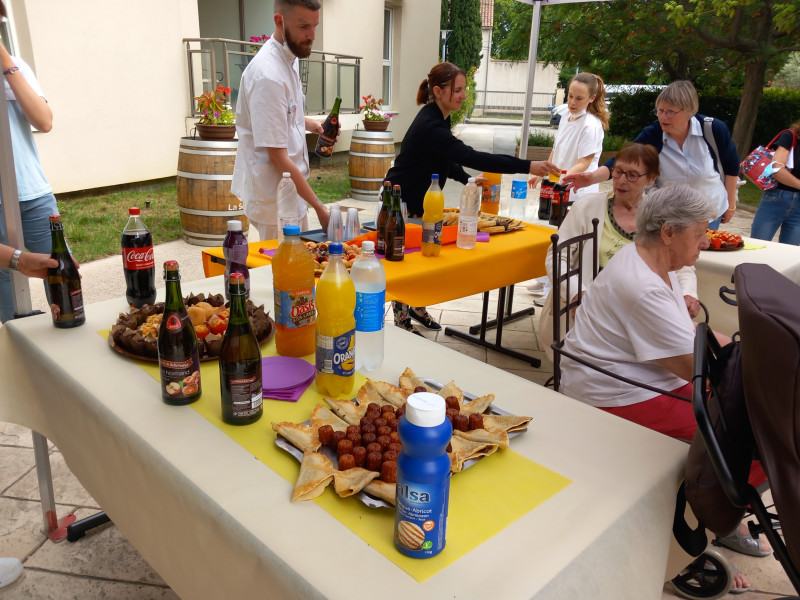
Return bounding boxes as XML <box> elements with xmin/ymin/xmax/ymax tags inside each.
<box><xmin>549</xmin><ymin>103</ymin><xmax>569</xmax><ymax>128</ymax></box>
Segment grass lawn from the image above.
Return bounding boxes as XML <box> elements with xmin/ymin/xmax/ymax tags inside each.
<box><xmin>57</xmin><ymin>163</ymin><xmax>352</xmax><ymax>263</ymax></box>
<box><xmin>737</xmin><ymin>179</ymin><xmax>764</xmax><ymax>208</ymax></box>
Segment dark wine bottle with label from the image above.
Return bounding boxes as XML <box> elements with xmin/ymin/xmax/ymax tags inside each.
<box><xmin>219</xmin><ymin>272</ymin><xmax>263</xmax><ymax>425</ymax></box>
<box><xmin>314</xmin><ymin>96</ymin><xmax>342</xmax><ymax>158</ymax></box>
<box><xmin>47</xmin><ymin>214</ymin><xmax>85</xmax><ymax>328</ymax></box>
<box><xmin>385</xmin><ymin>185</ymin><xmax>405</xmax><ymax>262</ymax></box>
<box><xmin>376</xmin><ymin>181</ymin><xmax>392</xmax><ymax>255</ymax></box>
<box><xmin>157</xmin><ymin>260</ymin><xmax>201</xmax><ymax>405</ymax></box>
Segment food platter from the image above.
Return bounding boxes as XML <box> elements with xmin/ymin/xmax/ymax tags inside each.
<box><xmin>704</xmin><ymin>229</ymin><xmax>744</xmax><ymax>251</ymax></box>
<box><xmin>442</xmin><ymin>209</ymin><xmax>525</xmax><ymax>234</ymax></box>
<box><xmin>273</xmin><ymin>370</ymin><xmax>532</xmax><ymax>509</ymax></box>
<box><xmin>108</xmin><ymin>293</ymin><xmax>274</xmax><ymax>362</ymax></box>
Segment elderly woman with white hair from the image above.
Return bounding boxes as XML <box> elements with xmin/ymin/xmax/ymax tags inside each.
<box><xmin>560</xmin><ymin>184</ymin><xmax>719</xmax><ymax>438</ymax></box>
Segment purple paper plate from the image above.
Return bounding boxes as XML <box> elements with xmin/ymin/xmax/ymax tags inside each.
<box><xmin>262</xmin><ymin>356</ymin><xmax>316</xmax><ymax>391</ymax></box>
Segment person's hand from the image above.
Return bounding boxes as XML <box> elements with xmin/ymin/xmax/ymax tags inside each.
<box><xmin>305</xmin><ymin>117</ymin><xmax>324</xmax><ymax>135</ymax></box>
<box><xmin>473</xmin><ymin>176</ymin><xmax>487</xmax><ymax>186</ymax></box>
<box><xmin>316</xmin><ymin>204</ymin><xmax>330</xmax><ymax>232</ymax></box>
<box><xmin>528</xmin><ymin>176</ymin><xmax>541</xmax><ymax>189</ymax></box>
<box><xmin>16</xmin><ymin>252</ymin><xmax>63</xmax><ymax>280</ymax></box>
<box><xmin>561</xmin><ymin>172</ymin><xmax>594</xmax><ymax>191</ymax></box>
<box><xmin>720</xmin><ymin>207</ymin><xmax>736</xmax><ymax>224</ymax></box>
<box><xmin>530</xmin><ymin>161</ymin><xmax>560</xmax><ymax>178</ymax></box>
<box><xmin>684</xmin><ymin>295</ymin><xmax>701</xmax><ymax>319</ymax></box>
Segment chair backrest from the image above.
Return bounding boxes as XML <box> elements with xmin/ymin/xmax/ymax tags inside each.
<box><xmin>736</xmin><ymin>263</ymin><xmax>800</xmax><ymax>570</ymax></box>
<box><xmin>550</xmin><ymin>218</ymin><xmax>599</xmax><ymax>390</ymax></box>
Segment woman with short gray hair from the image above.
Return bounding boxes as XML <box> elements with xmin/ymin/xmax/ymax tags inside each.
<box><xmin>561</xmin><ymin>184</ymin><xmax>718</xmax><ymax>424</ymax></box>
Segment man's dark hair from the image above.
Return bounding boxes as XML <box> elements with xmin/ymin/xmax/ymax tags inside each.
<box><xmin>274</xmin><ymin>0</ymin><xmax>321</xmax><ymax>12</ymax></box>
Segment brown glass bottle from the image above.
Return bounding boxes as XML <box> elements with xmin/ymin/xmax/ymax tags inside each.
<box><xmin>385</xmin><ymin>184</ymin><xmax>405</xmax><ymax>262</ymax></box>
<box><xmin>375</xmin><ymin>180</ymin><xmax>392</xmax><ymax>255</ymax></box>
<box><xmin>219</xmin><ymin>273</ymin><xmax>263</xmax><ymax>425</ymax></box>
<box><xmin>314</xmin><ymin>96</ymin><xmax>342</xmax><ymax>158</ymax></box>
<box><xmin>157</xmin><ymin>260</ymin><xmax>201</xmax><ymax>405</ymax></box>
<box><xmin>46</xmin><ymin>214</ymin><xmax>85</xmax><ymax>328</ymax></box>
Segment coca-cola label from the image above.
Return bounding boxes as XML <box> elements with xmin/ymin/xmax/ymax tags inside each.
<box><xmin>122</xmin><ymin>245</ymin><xmax>155</xmax><ymax>270</ymax></box>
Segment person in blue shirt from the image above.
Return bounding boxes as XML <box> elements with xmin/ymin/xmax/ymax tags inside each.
<box><xmin>565</xmin><ymin>80</ymin><xmax>739</xmax><ymax>231</ymax></box>
<box><xmin>1</xmin><ymin>36</ymin><xmax>58</xmax><ymax>322</ymax></box>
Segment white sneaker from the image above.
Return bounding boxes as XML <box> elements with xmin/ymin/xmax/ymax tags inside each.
<box><xmin>0</xmin><ymin>558</ymin><xmax>23</xmax><ymax>589</ymax></box>
<box><xmin>526</xmin><ymin>281</ymin><xmax>545</xmax><ymax>296</ymax></box>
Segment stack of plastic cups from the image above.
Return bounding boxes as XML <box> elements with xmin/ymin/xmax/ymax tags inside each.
<box><xmin>327</xmin><ymin>206</ymin><xmax>343</xmax><ymax>242</ymax></box>
<box><xmin>344</xmin><ymin>208</ymin><xmax>360</xmax><ymax>241</ymax></box>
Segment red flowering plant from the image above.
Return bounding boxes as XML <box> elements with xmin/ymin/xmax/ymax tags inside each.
<box><xmin>249</xmin><ymin>34</ymin><xmax>270</xmax><ymax>53</ymax></box>
<box><xmin>360</xmin><ymin>94</ymin><xmax>390</xmax><ymax>122</ymax></box>
<box><xmin>194</xmin><ymin>86</ymin><xmax>235</xmax><ymax>125</ymax></box>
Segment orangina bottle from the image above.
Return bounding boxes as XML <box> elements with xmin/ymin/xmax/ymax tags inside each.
<box><xmin>421</xmin><ymin>174</ymin><xmax>444</xmax><ymax>257</ymax></box>
<box><xmin>315</xmin><ymin>243</ymin><xmax>356</xmax><ymax>396</ymax></box>
<box><xmin>272</xmin><ymin>224</ymin><xmax>316</xmax><ymax>357</ymax></box>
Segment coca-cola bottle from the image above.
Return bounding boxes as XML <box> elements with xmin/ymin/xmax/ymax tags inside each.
<box><xmin>157</xmin><ymin>260</ymin><xmax>201</xmax><ymax>405</ymax></box>
<box><xmin>122</xmin><ymin>207</ymin><xmax>156</xmax><ymax>307</ymax></box>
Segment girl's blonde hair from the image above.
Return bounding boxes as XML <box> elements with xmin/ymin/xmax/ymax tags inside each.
<box><xmin>569</xmin><ymin>72</ymin><xmax>609</xmax><ymax>130</ymax></box>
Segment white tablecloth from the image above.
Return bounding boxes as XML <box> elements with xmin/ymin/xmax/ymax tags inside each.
<box><xmin>0</xmin><ymin>268</ymin><xmax>688</xmax><ymax>600</ymax></box>
<box><xmin>695</xmin><ymin>239</ymin><xmax>800</xmax><ymax>336</ymax></box>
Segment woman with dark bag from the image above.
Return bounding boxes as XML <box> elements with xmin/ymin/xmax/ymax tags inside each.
<box><xmin>750</xmin><ymin>121</ymin><xmax>800</xmax><ymax>245</ymax></box>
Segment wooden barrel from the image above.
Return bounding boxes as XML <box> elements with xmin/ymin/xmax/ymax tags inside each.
<box><xmin>348</xmin><ymin>130</ymin><xmax>395</xmax><ymax>202</ymax></box>
<box><xmin>176</xmin><ymin>137</ymin><xmax>249</xmax><ymax>246</ymax></box>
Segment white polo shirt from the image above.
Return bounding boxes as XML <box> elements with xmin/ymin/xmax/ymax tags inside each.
<box><xmin>657</xmin><ymin>117</ymin><xmax>728</xmax><ymax>218</ymax></box>
<box><xmin>232</xmin><ymin>37</ymin><xmax>309</xmax><ymax>226</ymax></box>
<box><xmin>552</xmin><ymin>111</ymin><xmax>604</xmax><ymax>197</ymax></box>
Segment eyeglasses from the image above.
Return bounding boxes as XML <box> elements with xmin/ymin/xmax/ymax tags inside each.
<box><xmin>653</xmin><ymin>107</ymin><xmax>684</xmax><ymax>118</ymax></box>
<box><xmin>611</xmin><ymin>167</ymin><xmax>646</xmax><ymax>183</ymax></box>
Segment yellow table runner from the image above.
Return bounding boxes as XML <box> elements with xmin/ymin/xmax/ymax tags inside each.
<box><xmin>114</xmin><ymin>330</ymin><xmax>571</xmax><ymax>582</ymax></box>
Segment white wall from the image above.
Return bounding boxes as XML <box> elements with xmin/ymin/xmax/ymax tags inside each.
<box><xmin>10</xmin><ymin>0</ymin><xmax>200</xmax><ymax>194</ymax></box>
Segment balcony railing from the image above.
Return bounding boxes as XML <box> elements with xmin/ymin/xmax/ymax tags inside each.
<box><xmin>470</xmin><ymin>90</ymin><xmax>556</xmax><ymax>118</ymax></box>
<box><xmin>183</xmin><ymin>38</ymin><xmax>361</xmax><ymax>118</ymax></box>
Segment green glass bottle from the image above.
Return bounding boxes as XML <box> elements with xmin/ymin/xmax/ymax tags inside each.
<box><xmin>314</xmin><ymin>96</ymin><xmax>342</xmax><ymax>158</ymax></box>
<box><xmin>46</xmin><ymin>214</ymin><xmax>85</xmax><ymax>328</ymax></box>
<box><xmin>376</xmin><ymin>180</ymin><xmax>392</xmax><ymax>255</ymax></box>
<box><xmin>385</xmin><ymin>184</ymin><xmax>405</xmax><ymax>262</ymax></box>
<box><xmin>157</xmin><ymin>260</ymin><xmax>201</xmax><ymax>405</ymax></box>
<box><xmin>219</xmin><ymin>272</ymin><xmax>263</xmax><ymax>425</ymax></box>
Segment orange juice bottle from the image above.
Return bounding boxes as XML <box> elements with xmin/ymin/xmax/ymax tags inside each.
<box><xmin>481</xmin><ymin>172</ymin><xmax>502</xmax><ymax>215</ymax></box>
<box><xmin>272</xmin><ymin>224</ymin><xmax>316</xmax><ymax>356</ymax></box>
<box><xmin>422</xmin><ymin>174</ymin><xmax>444</xmax><ymax>257</ymax></box>
<box><xmin>315</xmin><ymin>243</ymin><xmax>356</xmax><ymax>396</ymax></box>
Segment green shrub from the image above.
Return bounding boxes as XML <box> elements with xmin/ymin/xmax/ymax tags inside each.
<box><xmin>526</xmin><ymin>130</ymin><xmax>555</xmax><ymax>147</ymax></box>
<box><xmin>603</xmin><ymin>134</ymin><xmax>628</xmax><ymax>151</ymax></box>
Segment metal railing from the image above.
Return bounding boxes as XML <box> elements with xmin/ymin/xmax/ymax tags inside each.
<box><xmin>471</xmin><ymin>90</ymin><xmax>556</xmax><ymax>116</ymax></box>
<box><xmin>183</xmin><ymin>38</ymin><xmax>361</xmax><ymax>118</ymax></box>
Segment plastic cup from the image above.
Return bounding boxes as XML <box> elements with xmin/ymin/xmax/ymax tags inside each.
<box><xmin>344</xmin><ymin>207</ymin><xmax>360</xmax><ymax>240</ymax></box>
<box><xmin>327</xmin><ymin>206</ymin><xmax>343</xmax><ymax>242</ymax></box>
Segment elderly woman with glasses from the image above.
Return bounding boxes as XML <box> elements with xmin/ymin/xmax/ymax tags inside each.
<box><xmin>565</xmin><ymin>80</ymin><xmax>740</xmax><ymax>230</ymax></box>
<box><xmin>538</xmin><ymin>143</ymin><xmax>700</xmax><ymax>356</ymax></box>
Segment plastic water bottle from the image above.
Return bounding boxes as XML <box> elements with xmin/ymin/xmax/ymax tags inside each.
<box><xmin>394</xmin><ymin>392</ymin><xmax>453</xmax><ymax>558</ymax></box>
<box><xmin>457</xmin><ymin>177</ymin><xmax>480</xmax><ymax>249</ymax></box>
<box><xmin>277</xmin><ymin>172</ymin><xmax>298</xmax><ymax>244</ymax></box>
<box><xmin>510</xmin><ymin>174</ymin><xmax>528</xmax><ymax>220</ymax></box>
<box><xmin>351</xmin><ymin>241</ymin><xmax>385</xmax><ymax>371</ymax></box>
<box><xmin>223</xmin><ymin>220</ymin><xmax>249</xmax><ymax>300</ymax></box>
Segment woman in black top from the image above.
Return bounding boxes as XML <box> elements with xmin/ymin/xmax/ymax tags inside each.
<box><xmin>750</xmin><ymin>121</ymin><xmax>800</xmax><ymax>245</ymax></box>
<box><xmin>386</xmin><ymin>62</ymin><xmax>558</xmax><ymax>333</ymax></box>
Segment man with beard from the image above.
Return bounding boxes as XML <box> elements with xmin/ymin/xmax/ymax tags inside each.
<box><xmin>233</xmin><ymin>0</ymin><xmax>330</xmax><ymax>241</ymax></box>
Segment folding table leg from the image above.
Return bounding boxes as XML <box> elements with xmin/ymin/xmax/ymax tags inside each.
<box><xmin>32</xmin><ymin>431</ymin><xmax>76</xmax><ymax>542</ymax></box>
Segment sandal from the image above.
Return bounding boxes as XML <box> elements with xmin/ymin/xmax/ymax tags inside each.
<box><xmin>408</xmin><ymin>307</ymin><xmax>441</xmax><ymax>331</ymax></box>
<box><xmin>717</xmin><ymin>531</ymin><xmax>772</xmax><ymax>557</ymax></box>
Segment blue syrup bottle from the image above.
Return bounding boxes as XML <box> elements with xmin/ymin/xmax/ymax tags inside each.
<box><xmin>394</xmin><ymin>392</ymin><xmax>453</xmax><ymax>558</ymax></box>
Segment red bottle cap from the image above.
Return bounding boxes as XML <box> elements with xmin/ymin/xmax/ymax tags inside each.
<box><xmin>129</xmin><ymin>207</ymin><xmax>140</xmax><ymax>215</ymax></box>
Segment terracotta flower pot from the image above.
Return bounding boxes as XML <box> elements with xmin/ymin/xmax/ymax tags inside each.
<box><xmin>362</xmin><ymin>119</ymin><xmax>389</xmax><ymax>132</ymax></box>
<box><xmin>196</xmin><ymin>123</ymin><xmax>237</xmax><ymax>141</ymax></box>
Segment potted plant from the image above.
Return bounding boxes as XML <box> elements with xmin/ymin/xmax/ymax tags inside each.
<box><xmin>194</xmin><ymin>86</ymin><xmax>236</xmax><ymax>141</ymax></box>
<box><xmin>249</xmin><ymin>35</ymin><xmax>269</xmax><ymax>53</ymax></box>
<box><xmin>516</xmin><ymin>131</ymin><xmax>555</xmax><ymax>161</ymax></box>
<box><xmin>360</xmin><ymin>94</ymin><xmax>391</xmax><ymax>131</ymax></box>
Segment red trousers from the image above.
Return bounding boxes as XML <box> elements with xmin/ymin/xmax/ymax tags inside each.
<box><xmin>600</xmin><ymin>383</ymin><xmax>767</xmax><ymax>488</ymax></box>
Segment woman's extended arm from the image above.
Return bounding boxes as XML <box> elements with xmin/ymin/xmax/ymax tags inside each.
<box><xmin>0</xmin><ymin>44</ymin><xmax>52</xmax><ymax>132</ymax></box>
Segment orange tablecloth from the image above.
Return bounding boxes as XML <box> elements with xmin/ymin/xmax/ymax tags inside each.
<box><xmin>202</xmin><ymin>225</ymin><xmax>552</xmax><ymax>307</ymax></box>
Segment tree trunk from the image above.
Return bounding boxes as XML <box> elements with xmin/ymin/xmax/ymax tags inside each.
<box><xmin>731</xmin><ymin>59</ymin><xmax>768</xmax><ymax>158</ymax></box>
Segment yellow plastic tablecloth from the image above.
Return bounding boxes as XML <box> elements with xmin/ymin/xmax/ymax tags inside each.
<box><xmin>202</xmin><ymin>225</ymin><xmax>552</xmax><ymax>307</ymax></box>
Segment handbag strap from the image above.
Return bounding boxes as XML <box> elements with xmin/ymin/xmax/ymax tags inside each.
<box><xmin>766</xmin><ymin>128</ymin><xmax>796</xmax><ymax>151</ymax></box>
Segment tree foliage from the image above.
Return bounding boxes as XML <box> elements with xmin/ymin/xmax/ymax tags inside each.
<box><xmin>442</xmin><ymin>0</ymin><xmax>483</xmax><ymax>73</ymax></box>
<box><xmin>773</xmin><ymin>52</ymin><xmax>800</xmax><ymax>90</ymax></box>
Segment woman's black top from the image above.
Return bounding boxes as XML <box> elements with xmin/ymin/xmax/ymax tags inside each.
<box><xmin>774</xmin><ymin>129</ymin><xmax>800</xmax><ymax>192</ymax></box>
<box><xmin>385</xmin><ymin>102</ymin><xmax>531</xmax><ymax>216</ymax></box>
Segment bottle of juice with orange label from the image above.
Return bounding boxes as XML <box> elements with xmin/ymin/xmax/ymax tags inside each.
<box><xmin>272</xmin><ymin>224</ymin><xmax>316</xmax><ymax>357</ymax></box>
<box><xmin>422</xmin><ymin>174</ymin><xmax>444</xmax><ymax>257</ymax></box>
<box><xmin>480</xmin><ymin>172</ymin><xmax>502</xmax><ymax>215</ymax></box>
<box><xmin>315</xmin><ymin>243</ymin><xmax>356</xmax><ymax>396</ymax></box>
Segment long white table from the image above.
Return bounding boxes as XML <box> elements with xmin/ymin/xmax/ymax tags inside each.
<box><xmin>694</xmin><ymin>238</ymin><xmax>800</xmax><ymax>336</ymax></box>
<box><xmin>0</xmin><ymin>268</ymin><xmax>688</xmax><ymax>599</ymax></box>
